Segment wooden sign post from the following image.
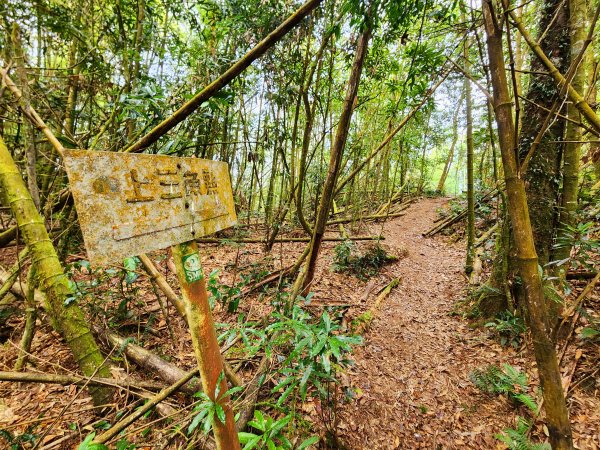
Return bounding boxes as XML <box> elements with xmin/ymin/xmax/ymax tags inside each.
<box><xmin>63</xmin><ymin>150</ymin><xmax>240</xmax><ymax>449</ymax></box>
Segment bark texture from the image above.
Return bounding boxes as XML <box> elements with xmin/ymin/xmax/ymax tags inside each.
<box><xmin>0</xmin><ymin>134</ymin><xmax>112</xmax><ymax>406</ymax></box>
<box><xmin>482</xmin><ymin>2</ymin><xmax>574</xmax><ymax>448</ymax></box>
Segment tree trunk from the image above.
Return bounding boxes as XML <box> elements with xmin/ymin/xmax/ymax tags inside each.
<box><xmin>11</xmin><ymin>24</ymin><xmax>41</xmax><ymax>210</ymax></box>
<box><xmin>518</xmin><ymin>0</ymin><xmax>569</xmax><ymax>266</ymax></box>
<box><xmin>0</xmin><ymin>134</ymin><xmax>112</xmax><ymax>406</ymax></box>
<box><xmin>553</xmin><ymin>0</ymin><xmax>587</xmax><ymax>279</ymax></box>
<box><xmin>464</xmin><ymin>24</ymin><xmax>475</xmax><ymax>275</ymax></box>
<box><xmin>296</xmin><ymin>25</ymin><xmax>372</xmax><ymax>295</ymax></box>
<box><xmin>482</xmin><ymin>2</ymin><xmax>574</xmax><ymax>448</ymax></box>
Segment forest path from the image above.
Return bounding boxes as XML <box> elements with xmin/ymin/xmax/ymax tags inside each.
<box><xmin>337</xmin><ymin>197</ymin><xmax>515</xmax><ymax>449</ymax></box>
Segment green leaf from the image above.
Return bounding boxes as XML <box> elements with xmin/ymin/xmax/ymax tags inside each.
<box><xmin>297</xmin><ymin>436</ymin><xmax>319</xmax><ymax>449</ymax></box>
<box><xmin>123</xmin><ymin>256</ymin><xmax>140</xmax><ymax>285</ymax></box>
<box><xmin>240</xmin><ymin>434</ymin><xmax>261</xmax><ymax>450</ymax></box>
<box><xmin>300</xmin><ymin>366</ymin><xmax>313</xmax><ymax>388</ymax></box>
<box><xmin>188</xmin><ymin>409</ymin><xmax>208</xmax><ymax>435</ymax></box>
<box><xmin>77</xmin><ymin>433</ymin><xmax>108</xmax><ymax>450</ymax></box>
<box><xmin>238</xmin><ymin>432</ymin><xmax>259</xmax><ymax>443</ymax></box>
<box><xmin>215</xmin><ymin>404</ymin><xmax>226</xmax><ymax>424</ymax></box>
<box><xmin>580</xmin><ymin>327</ymin><xmax>600</xmax><ymax>339</ymax></box>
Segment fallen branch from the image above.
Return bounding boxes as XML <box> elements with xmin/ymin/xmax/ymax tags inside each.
<box><xmin>566</xmin><ymin>270</ymin><xmax>598</xmax><ymax>280</ymax></box>
<box><xmin>0</xmin><ymin>370</ymin><xmax>167</xmax><ymax>391</ymax></box>
<box><xmin>352</xmin><ymin>278</ymin><xmax>401</xmax><ymax>335</ymax></box>
<box><xmin>101</xmin><ymin>330</ymin><xmax>201</xmax><ymax>395</ymax></box>
<box><xmin>102</xmin><ymin>330</ymin><xmax>241</xmax><ymax>392</ymax></box>
<box><xmin>373</xmin><ymin>184</ymin><xmax>412</xmax><ymax>217</ymax></box>
<box><xmin>327</xmin><ymin>210</ymin><xmax>407</xmax><ymax>226</ymax></box>
<box><xmin>423</xmin><ymin>189</ymin><xmax>498</xmax><ymax>237</ymax></box>
<box><xmin>196</xmin><ymin>235</ymin><xmax>385</xmax><ymax>244</ymax></box>
<box><xmin>92</xmin><ymin>368</ymin><xmax>198</xmax><ymax>445</ymax></box>
<box><xmin>0</xmin><ymin>225</ymin><xmax>17</xmax><ymax>247</ymax></box>
<box><xmin>475</xmin><ymin>223</ymin><xmax>499</xmax><ymax>248</ymax></box>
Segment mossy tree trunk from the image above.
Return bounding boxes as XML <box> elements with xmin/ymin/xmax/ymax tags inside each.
<box><xmin>552</xmin><ymin>0</ymin><xmax>587</xmax><ymax>280</ymax></box>
<box><xmin>0</xmin><ymin>134</ymin><xmax>112</xmax><ymax>407</ymax></box>
<box><xmin>482</xmin><ymin>1</ymin><xmax>574</xmax><ymax>448</ymax></box>
<box><xmin>518</xmin><ymin>0</ymin><xmax>569</xmax><ymax>267</ymax></box>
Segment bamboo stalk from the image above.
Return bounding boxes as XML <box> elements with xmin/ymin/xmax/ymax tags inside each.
<box><xmin>0</xmin><ymin>135</ymin><xmax>112</xmax><ymax>406</ymax></box>
<box><xmin>483</xmin><ymin>2</ymin><xmax>574</xmax><ymax>447</ymax></box>
<box><xmin>138</xmin><ymin>254</ymin><xmax>186</xmax><ymax>317</ymax></box>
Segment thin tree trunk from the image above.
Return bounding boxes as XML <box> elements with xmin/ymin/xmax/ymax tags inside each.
<box><xmin>437</xmin><ymin>91</ymin><xmax>462</xmax><ymax>193</ymax></box>
<box><xmin>553</xmin><ymin>0</ymin><xmax>587</xmax><ymax>279</ymax></box>
<box><xmin>482</xmin><ymin>3</ymin><xmax>574</xmax><ymax>448</ymax></box>
<box><xmin>296</xmin><ymin>25</ymin><xmax>372</xmax><ymax>295</ymax></box>
<box><xmin>11</xmin><ymin>24</ymin><xmax>41</xmax><ymax>210</ymax></box>
<box><xmin>464</xmin><ymin>24</ymin><xmax>475</xmax><ymax>275</ymax></box>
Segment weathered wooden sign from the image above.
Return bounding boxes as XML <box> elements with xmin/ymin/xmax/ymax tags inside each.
<box><xmin>64</xmin><ymin>150</ymin><xmax>241</xmax><ymax>449</ymax></box>
<box><xmin>63</xmin><ymin>150</ymin><xmax>237</xmax><ymax>265</ymax></box>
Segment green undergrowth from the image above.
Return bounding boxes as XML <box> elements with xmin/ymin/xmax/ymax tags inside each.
<box><xmin>332</xmin><ymin>241</ymin><xmax>398</xmax><ymax>280</ymax></box>
<box><xmin>470</xmin><ymin>363</ymin><xmax>551</xmax><ymax>448</ymax></box>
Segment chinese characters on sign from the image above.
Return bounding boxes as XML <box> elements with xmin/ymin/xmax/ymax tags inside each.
<box><xmin>125</xmin><ymin>167</ymin><xmax>219</xmax><ymax>202</ymax></box>
<box><xmin>63</xmin><ymin>150</ymin><xmax>237</xmax><ymax>266</ymax></box>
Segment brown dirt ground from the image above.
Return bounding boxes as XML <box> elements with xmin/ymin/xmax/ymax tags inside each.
<box><xmin>336</xmin><ymin>197</ymin><xmax>600</xmax><ymax>449</ymax></box>
<box><xmin>0</xmin><ymin>197</ymin><xmax>598</xmax><ymax>449</ymax></box>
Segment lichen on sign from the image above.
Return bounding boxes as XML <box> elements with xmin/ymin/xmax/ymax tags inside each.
<box><xmin>63</xmin><ymin>150</ymin><xmax>237</xmax><ymax>266</ymax></box>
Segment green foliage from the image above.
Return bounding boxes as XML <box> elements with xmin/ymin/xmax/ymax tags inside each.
<box><xmin>76</xmin><ymin>433</ymin><xmax>108</xmax><ymax>450</ymax></box>
<box><xmin>207</xmin><ymin>266</ymin><xmax>269</xmax><ymax>313</ymax></box>
<box><xmin>550</xmin><ymin>221</ymin><xmax>599</xmax><ymax>271</ymax></box>
<box><xmin>470</xmin><ymin>364</ymin><xmax>538</xmax><ymax>413</ymax></box>
<box><xmin>485</xmin><ymin>310</ymin><xmax>526</xmax><ymax>348</ymax></box>
<box><xmin>0</xmin><ymin>427</ymin><xmax>38</xmax><ymax>450</ymax></box>
<box><xmin>123</xmin><ymin>256</ymin><xmax>140</xmax><ymax>285</ymax></box>
<box><xmin>238</xmin><ymin>410</ymin><xmax>318</xmax><ymax>450</ymax></box>
<box><xmin>332</xmin><ymin>241</ymin><xmax>394</xmax><ymax>280</ymax></box>
<box><xmin>579</xmin><ymin>313</ymin><xmax>600</xmax><ymax>342</ymax></box>
<box><xmin>218</xmin><ymin>314</ymin><xmax>266</xmax><ymax>358</ymax></box>
<box><xmin>267</xmin><ymin>305</ymin><xmax>362</xmax><ymax>404</ymax></box>
<box><xmin>495</xmin><ymin>417</ymin><xmax>550</xmax><ymax>450</ymax></box>
<box><xmin>188</xmin><ymin>372</ymin><xmax>244</xmax><ymax>435</ymax></box>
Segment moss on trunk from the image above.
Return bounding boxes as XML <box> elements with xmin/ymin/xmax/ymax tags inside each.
<box><xmin>0</xmin><ymin>135</ymin><xmax>112</xmax><ymax>406</ymax></box>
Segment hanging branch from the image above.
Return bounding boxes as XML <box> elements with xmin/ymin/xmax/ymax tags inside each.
<box><xmin>123</xmin><ymin>0</ymin><xmax>324</xmax><ymax>154</ymax></box>
<box><xmin>508</xmin><ymin>7</ymin><xmax>600</xmax><ymax>134</ymax></box>
<box><xmin>333</xmin><ymin>72</ymin><xmax>449</xmax><ymax>197</ymax></box>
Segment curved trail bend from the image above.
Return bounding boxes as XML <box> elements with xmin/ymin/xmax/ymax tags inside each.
<box><xmin>338</xmin><ymin>198</ymin><xmax>515</xmax><ymax>449</ymax></box>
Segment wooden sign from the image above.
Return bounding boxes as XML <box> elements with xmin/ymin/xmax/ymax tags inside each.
<box><xmin>63</xmin><ymin>150</ymin><xmax>237</xmax><ymax>265</ymax></box>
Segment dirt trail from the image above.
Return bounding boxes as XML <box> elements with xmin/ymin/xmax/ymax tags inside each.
<box><xmin>337</xmin><ymin>197</ymin><xmax>516</xmax><ymax>449</ymax></box>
